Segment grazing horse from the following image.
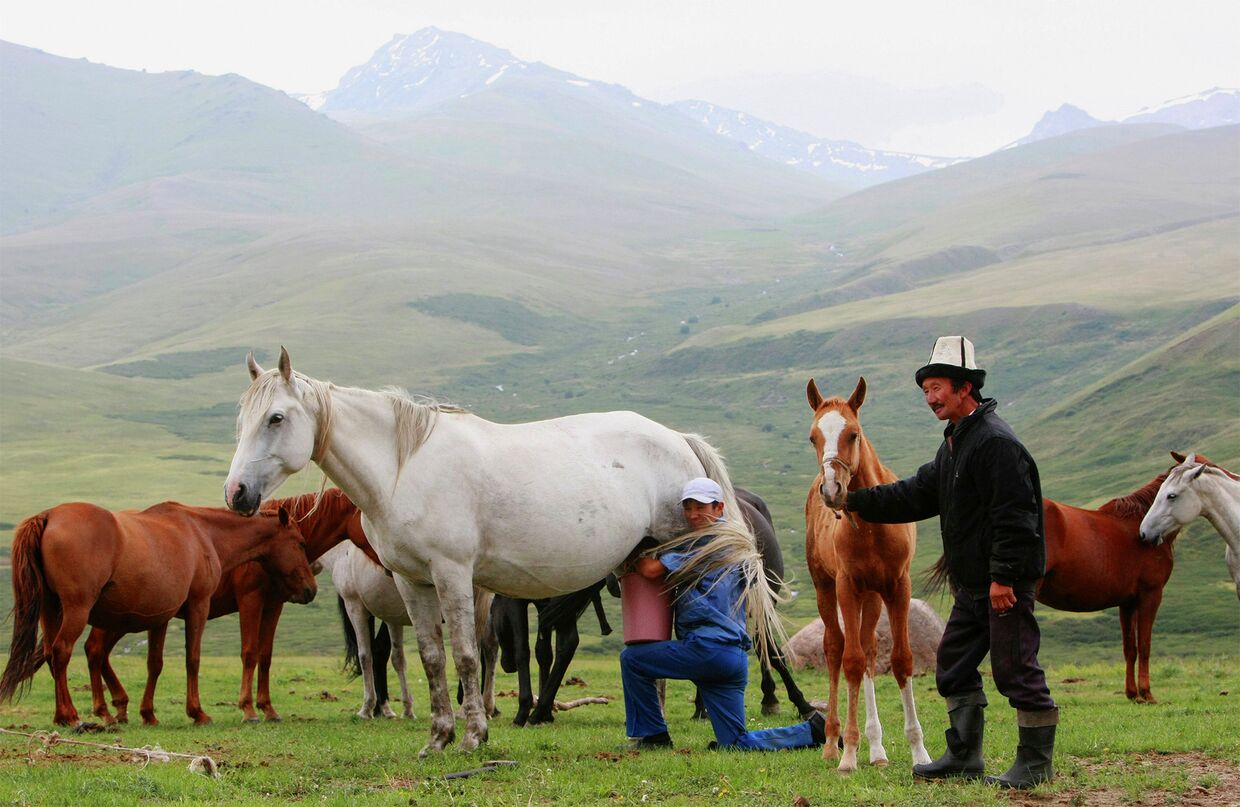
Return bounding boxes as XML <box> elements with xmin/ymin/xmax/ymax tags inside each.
<box><xmin>224</xmin><ymin>348</ymin><xmax>766</xmax><ymax>756</ymax></box>
<box><xmin>490</xmin><ymin>579</ymin><xmax>612</xmax><ymax>726</ymax></box>
<box><xmin>0</xmin><ymin>503</ymin><xmax>314</xmax><ymax>727</ymax></box>
<box><xmin>805</xmin><ymin>377</ymin><xmax>931</xmax><ymax>772</ymax></box>
<box><xmin>1140</xmin><ymin>452</ymin><xmax>1240</xmax><ymax>600</ymax></box>
<box><xmin>928</xmin><ymin>462</ymin><xmax>1179</xmax><ymax>702</ymax></box>
<box><xmin>691</xmin><ymin>488</ymin><xmax>814</xmax><ymax>720</ymax></box>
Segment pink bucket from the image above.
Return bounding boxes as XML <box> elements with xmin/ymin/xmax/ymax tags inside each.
<box><xmin>619</xmin><ymin>573</ymin><xmax>673</xmax><ymax>644</ymax></box>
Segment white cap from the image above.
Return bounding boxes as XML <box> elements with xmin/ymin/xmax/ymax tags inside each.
<box><xmin>681</xmin><ymin>477</ymin><xmax>724</xmax><ymax>503</ymax></box>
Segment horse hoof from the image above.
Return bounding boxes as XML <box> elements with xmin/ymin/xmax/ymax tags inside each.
<box><xmin>871</xmin><ymin>758</ymin><xmax>889</xmax><ymax>768</ymax></box>
<box><xmin>761</xmin><ymin>703</ymin><xmax>781</xmax><ymax>716</ymax></box>
<box><xmin>355</xmin><ymin>711</ymin><xmax>374</xmax><ymax>720</ymax></box>
<box><xmin>244</xmin><ymin>717</ymin><xmax>262</xmax><ymax>724</ymax></box>
<box><xmin>265</xmin><ymin>715</ymin><xmax>282</xmax><ymax>723</ymax></box>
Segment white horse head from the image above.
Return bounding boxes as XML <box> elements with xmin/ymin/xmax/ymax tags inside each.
<box><xmin>225</xmin><ymin>348</ymin><xmax>329</xmax><ymax>515</ymax></box>
<box><xmin>1140</xmin><ymin>454</ymin><xmax>1207</xmax><ymax>545</ymax></box>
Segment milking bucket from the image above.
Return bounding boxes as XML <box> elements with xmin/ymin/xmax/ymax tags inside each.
<box><xmin>619</xmin><ymin>573</ymin><xmax>672</xmax><ymax>644</ymax></box>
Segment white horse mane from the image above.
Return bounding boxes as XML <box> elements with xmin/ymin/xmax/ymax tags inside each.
<box><xmin>238</xmin><ymin>371</ymin><xmax>467</xmax><ymax>473</ymax></box>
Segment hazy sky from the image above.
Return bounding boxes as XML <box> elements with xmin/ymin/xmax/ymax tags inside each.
<box><xmin>2</xmin><ymin>0</ymin><xmax>1236</xmax><ymax>155</ymax></box>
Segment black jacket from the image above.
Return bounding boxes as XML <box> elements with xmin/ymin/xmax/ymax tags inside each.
<box><xmin>847</xmin><ymin>399</ymin><xmax>1045</xmax><ymax>596</ymax></box>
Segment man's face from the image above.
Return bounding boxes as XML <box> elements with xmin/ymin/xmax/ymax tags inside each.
<box><xmin>682</xmin><ymin>499</ymin><xmax>725</xmax><ymax>531</ymax></box>
<box><xmin>921</xmin><ymin>376</ymin><xmax>975</xmax><ymax>423</ymax></box>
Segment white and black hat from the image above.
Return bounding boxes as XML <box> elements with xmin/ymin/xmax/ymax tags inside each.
<box><xmin>915</xmin><ymin>336</ymin><xmax>986</xmax><ymax>390</ymax></box>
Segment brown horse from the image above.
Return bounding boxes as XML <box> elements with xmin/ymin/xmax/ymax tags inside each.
<box><xmin>928</xmin><ymin>462</ymin><xmax>1179</xmax><ymax>702</ymax></box>
<box><xmin>84</xmin><ymin>488</ymin><xmax>379</xmax><ymax>724</ymax></box>
<box><xmin>805</xmin><ymin>377</ymin><xmax>931</xmax><ymax>772</ymax></box>
<box><xmin>0</xmin><ymin>502</ymin><xmax>315</xmax><ymax>727</ymax></box>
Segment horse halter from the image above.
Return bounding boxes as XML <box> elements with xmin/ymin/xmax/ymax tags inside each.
<box><xmin>821</xmin><ymin>454</ymin><xmax>860</xmax><ymax>528</ymax></box>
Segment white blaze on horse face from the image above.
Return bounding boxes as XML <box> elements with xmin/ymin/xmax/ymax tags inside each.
<box><xmin>815</xmin><ymin>410</ymin><xmax>848</xmax><ymax>505</ymax></box>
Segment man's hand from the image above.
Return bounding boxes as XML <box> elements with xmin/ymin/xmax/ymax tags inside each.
<box><xmin>990</xmin><ymin>581</ymin><xmax>1016</xmax><ymax>613</ymax></box>
<box><xmin>637</xmin><ymin>557</ymin><xmax>668</xmax><ymax>580</ymax></box>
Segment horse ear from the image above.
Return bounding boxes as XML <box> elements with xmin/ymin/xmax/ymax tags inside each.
<box><xmin>247</xmin><ymin>352</ymin><xmax>265</xmax><ymax>381</ymax></box>
<box><xmin>278</xmin><ymin>346</ymin><xmax>293</xmax><ymax>383</ymax></box>
<box><xmin>277</xmin><ymin>506</ymin><xmax>291</xmax><ymax>526</ymax></box>
<box><xmin>847</xmin><ymin>376</ymin><xmax>867</xmax><ymax>411</ymax></box>
<box><xmin>807</xmin><ymin>378</ymin><xmax>824</xmax><ymax>411</ymax></box>
<box><xmin>1170</xmin><ymin>450</ymin><xmax>1187</xmax><ymax>464</ymax></box>
<box><xmin>1191</xmin><ymin>464</ymin><xmax>1208</xmax><ymax>481</ymax></box>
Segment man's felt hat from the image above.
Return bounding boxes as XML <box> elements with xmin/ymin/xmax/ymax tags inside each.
<box><xmin>915</xmin><ymin>335</ymin><xmax>987</xmax><ymax>390</ymax></box>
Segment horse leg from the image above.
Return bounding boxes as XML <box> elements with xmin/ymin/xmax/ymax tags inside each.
<box><xmin>1135</xmin><ymin>588</ymin><xmax>1165</xmax><ymax>704</ymax></box>
<box><xmin>767</xmin><ymin>638</ymin><xmax>814</xmax><ymax>718</ymax></box>
<box><xmin>341</xmin><ymin>597</ymin><xmax>379</xmax><ymax>718</ymax></box>
<box><xmin>182</xmin><ymin>602</ymin><xmax>212</xmax><ymax>725</ymax></box>
<box><xmin>512</xmin><ymin>605</ymin><xmax>535</xmax><ymax>726</ymax></box>
<box><xmin>389</xmin><ymin>624</ymin><xmax>416</xmax><ymax>719</ymax></box>
<box><xmin>815</xmin><ymin>582</ymin><xmax>844</xmax><ymax>762</ymax></box>
<box><xmin>255</xmin><ymin>599</ymin><xmax>285</xmax><ymax>721</ymax></box>
<box><xmin>1226</xmin><ymin>544</ymin><xmax>1240</xmax><ymax>600</ymax></box>
<box><xmin>759</xmin><ymin>649</ymin><xmax>780</xmax><ymax>715</ymax></box>
<box><xmin>531</xmin><ymin>617</ymin><xmax>553</xmax><ymax>723</ymax></box>
<box><xmin>532</xmin><ymin>622</ymin><xmax>581</xmax><ymax>725</ymax></box>
<box><xmin>139</xmin><ymin>623</ymin><xmax>168</xmax><ymax>726</ymax></box>
<box><xmin>859</xmin><ymin>591</ymin><xmax>888</xmax><ymax>767</ymax></box>
<box><xmin>884</xmin><ymin>579</ymin><xmax>930</xmax><ymax>765</ymax></box>
<box><xmin>47</xmin><ymin>604</ymin><xmax>89</xmax><ymax>727</ymax></box>
<box><xmin>835</xmin><ymin>581</ymin><xmax>867</xmax><ymax>772</ymax></box>
<box><xmin>98</xmin><ymin>630</ymin><xmax>130</xmax><ymax>723</ymax></box>
<box><xmin>432</xmin><ymin>566</ymin><xmax>488</xmax><ymax>751</ymax></box>
<box><xmin>235</xmin><ymin>590</ymin><xmax>264</xmax><ymax>722</ymax></box>
<box><xmin>394</xmin><ymin>576</ymin><xmax>456</xmax><ymax>756</ymax></box>
<box><xmin>474</xmin><ymin>589</ymin><xmax>499</xmax><ymax>718</ymax></box>
<box><xmin>1119</xmin><ymin>603</ymin><xmax>1139</xmax><ymax>701</ymax></box>
<box><xmin>86</xmin><ymin>627</ymin><xmax>116</xmax><ymax>724</ymax></box>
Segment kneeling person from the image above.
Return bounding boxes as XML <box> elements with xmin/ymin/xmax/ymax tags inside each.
<box><xmin>619</xmin><ymin>477</ymin><xmax>824</xmax><ymax>751</ymax></box>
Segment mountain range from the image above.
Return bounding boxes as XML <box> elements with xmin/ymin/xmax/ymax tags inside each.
<box><xmin>1009</xmin><ymin>87</ymin><xmax>1239</xmax><ymax>148</ymax></box>
<box><xmin>0</xmin><ymin>30</ymin><xmax>1237</xmax><ymax>648</ymax></box>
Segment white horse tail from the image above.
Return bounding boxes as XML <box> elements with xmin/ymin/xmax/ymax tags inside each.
<box><xmin>680</xmin><ymin>432</ymin><xmax>744</xmax><ymax>532</ymax></box>
<box><xmin>657</xmin><ymin>522</ymin><xmax>792</xmax><ymax>671</ymax></box>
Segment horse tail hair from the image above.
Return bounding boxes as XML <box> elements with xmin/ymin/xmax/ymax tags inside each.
<box><xmin>918</xmin><ymin>554</ymin><xmax>953</xmax><ymax>597</ymax></box>
<box><xmin>1</xmin><ymin>514</ymin><xmax>51</xmax><ymax>703</ymax></box>
<box><xmin>337</xmin><ymin>595</ymin><xmax>363</xmax><ymax>678</ymax></box>
<box><xmin>658</xmin><ymin>521</ymin><xmax>791</xmax><ymax>672</ymax></box>
<box><xmin>680</xmin><ymin>432</ymin><xmax>745</xmax><ymax>534</ymax></box>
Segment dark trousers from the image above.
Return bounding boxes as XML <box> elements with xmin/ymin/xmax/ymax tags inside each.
<box><xmin>936</xmin><ymin>588</ymin><xmax>1056</xmax><ymax>712</ymax></box>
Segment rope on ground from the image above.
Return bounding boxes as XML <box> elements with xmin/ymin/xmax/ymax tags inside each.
<box><xmin>0</xmin><ymin>726</ymin><xmax>220</xmax><ymax>778</ymax></box>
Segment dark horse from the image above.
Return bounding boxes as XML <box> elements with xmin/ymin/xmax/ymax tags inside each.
<box><xmin>929</xmin><ymin>463</ymin><xmax>1178</xmax><ymax>703</ymax></box>
<box><xmin>489</xmin><ymin>580</ymin><xmax>614</xmax><ymax>726</ymax></box>
<box><xmin>0</xmin><ymin>503</ymin><xmax>315</xmax><ymax>727</ymax></box>
<box><xmin>691</xmin><ymin>487</ymin><xmax>814</xmax><ymax>720</ymax></box>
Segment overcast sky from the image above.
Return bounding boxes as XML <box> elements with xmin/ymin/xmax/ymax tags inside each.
<box><xmin>2</xmin><ymin>0</ymin><xmax>1236</xmax><ymax>155</ymax></box>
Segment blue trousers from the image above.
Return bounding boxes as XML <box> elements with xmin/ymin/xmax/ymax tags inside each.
<box><xmin>620</xmin><ymin>635</ymin><xmax>815</xmax><ymax>750</ymax></box>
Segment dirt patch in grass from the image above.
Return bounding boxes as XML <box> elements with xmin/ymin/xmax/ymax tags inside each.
<box><xmin>1008</xmin><ymin>752</ymin><xmax>1240</xmax><ymax>807</ymax></box>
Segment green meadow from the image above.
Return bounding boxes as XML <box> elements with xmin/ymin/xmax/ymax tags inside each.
<box><xmin>1</xmin><ymin>655</ymin><xmax>1236</xmax><ymax>806</ymax></box>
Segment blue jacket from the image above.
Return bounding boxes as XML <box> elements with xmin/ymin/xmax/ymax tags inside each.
<box><xmin>660</xmin><ymin>536</ymin><xmax>751</xmax><ymax>649</ymax></box>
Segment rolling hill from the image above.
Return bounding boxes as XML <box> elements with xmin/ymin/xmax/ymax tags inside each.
<box><xmin>0</xmin><ymin>35</ymin><xmax>1236</xmax><ymax>665</ymax></box>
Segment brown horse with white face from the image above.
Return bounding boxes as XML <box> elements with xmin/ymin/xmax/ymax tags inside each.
<box><xmin>805</xmin><ymin>377</ymin><xmax>932</xmax><ymax>772</ymax></box>
<box><xmin>0</xmin><ymin>502</ymin><xmax>315</xmax><ymax>727</ymax></box>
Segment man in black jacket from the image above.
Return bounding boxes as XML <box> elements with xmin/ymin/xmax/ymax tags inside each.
<box><xmin>839</xmin><ymin>336</ymin><xmax>1058</xmax><ymax>790</ymax></box>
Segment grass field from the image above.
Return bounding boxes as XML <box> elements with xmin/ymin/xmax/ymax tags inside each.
<box><xmin>1</xmin><ymin>655</ymin><xmax>1237</xmax><ymax>806</ymax></box>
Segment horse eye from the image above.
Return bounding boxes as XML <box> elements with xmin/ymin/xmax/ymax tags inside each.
<box><xmin>268</xmin><ymin>413</ymin><xmax>284</xmax><ymax>426</ymax></box>
<box><xmin>1166</xmin><ymin>493</ymin><xmax>1177</xmax><ymax>500</ymax></box>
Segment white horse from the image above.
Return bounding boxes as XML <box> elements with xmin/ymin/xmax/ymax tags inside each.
<box><xmin>223</xmin><ymin>348</ymin><xmax>756</xmax><ymax>755</ymax></box>
<box><xmin>316</xmin><ymin>542</ymin><xmax>417</xmax><ymax>720</ymax></box>
<box><xmin>1140</xmin><ymin>452</ymin><xmax>1240</xmax><ymax>600</ymax></box>
<box><xmin>315</xmin><ymin>542</ymin><xmax>498</xmax><ymax>721</ymax></box>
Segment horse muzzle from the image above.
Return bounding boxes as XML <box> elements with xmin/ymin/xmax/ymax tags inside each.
<box><xmin>225</xmin><ymin>481</ymin><xmax>261</xmax><ymax>516</ymax></box>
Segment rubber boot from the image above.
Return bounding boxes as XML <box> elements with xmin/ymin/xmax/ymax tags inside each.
<box><xmin>912</xmin><ymin>698</ymin><xmax>985</xmax><ymax>781</ymax></box>
<box><xmin>986</xmin><ymin>709</ymin><xmax>1058</xmax><ymax>789</ymax></box>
